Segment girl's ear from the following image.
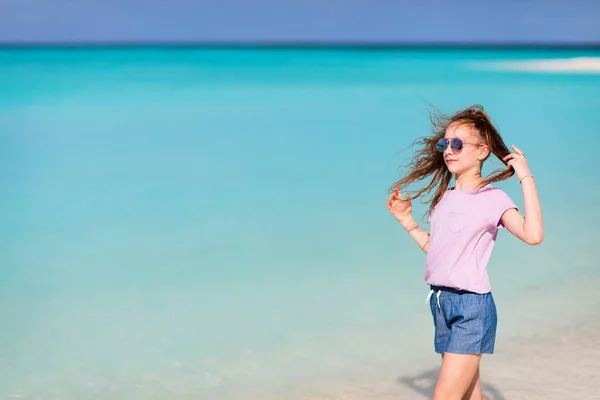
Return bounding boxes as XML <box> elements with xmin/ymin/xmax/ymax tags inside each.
<box><xmin>478</xmin><ymin>144</ymin><xmax>490</xmax><ymax>161</ymax></box>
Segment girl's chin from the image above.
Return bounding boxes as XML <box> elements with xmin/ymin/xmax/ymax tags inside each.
<box><xmin>445</xmin><ymin>163</ymin><xmax>461</xmax><ymax>173</ymax></box>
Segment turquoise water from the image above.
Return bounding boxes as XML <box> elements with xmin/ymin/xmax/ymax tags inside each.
<box><xmin>1</xmin><ymin>47</ymin><xmax>599</xmax><ymax>399</ymax></box>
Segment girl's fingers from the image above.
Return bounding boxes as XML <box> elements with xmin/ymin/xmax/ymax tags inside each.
<box><xmin>387</xmin><ymin>190</ymin><xmax>404</xmax><ymax>207</ymax></box>
<box><xmin>512</xmin><ymin>144</ymin><xmax>524</xmax><ymax>155</ymax></box>
<box><xmin>387</xmin><ymin>186</ymin><xmax>411</xmax><ymax>213</ymax></box>
<box><xmin>387</xmin><ymin>194</ymin><xmax>396</xmax><ymax>208</ymax></box>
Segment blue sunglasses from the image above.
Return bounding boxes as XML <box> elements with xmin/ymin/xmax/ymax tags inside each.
<box><xmin>437</xmin><ymin>138</ymin><xmax>482</xmax><ymax>154</ymax></box>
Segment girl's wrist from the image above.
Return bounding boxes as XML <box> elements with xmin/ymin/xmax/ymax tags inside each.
<box><xmin>518</xmin><ymin>174</ymin><xmax>535</xmax><ymax>184</ymax></box>
<box><xmin>402</xmin><ymin>220</ymin><xmax>419</xmax><ymax>232</ymax></box>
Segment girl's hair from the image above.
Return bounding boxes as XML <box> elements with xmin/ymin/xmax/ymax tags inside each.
<box><xmin>390</xmin><ymin>104</ymin><xmax>514</xmax><ymax>217</ymax></box>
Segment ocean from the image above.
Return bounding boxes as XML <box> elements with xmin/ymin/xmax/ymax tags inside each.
<box><xmin>1</xmin><ymin>47</ymin><xmax>599</xmax><ymax>399</ymax></box>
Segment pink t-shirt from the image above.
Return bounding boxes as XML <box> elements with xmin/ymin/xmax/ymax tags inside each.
<box><xmin>424</xmin><ymin>184</ymin><xmax>517</xmax><ymax>294</ymax></box>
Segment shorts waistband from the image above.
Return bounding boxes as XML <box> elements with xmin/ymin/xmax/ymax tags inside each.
<box><xmin>429</xmin><ymin>285</ymin><xmax>479</xmax><ymax>295</ymax></box>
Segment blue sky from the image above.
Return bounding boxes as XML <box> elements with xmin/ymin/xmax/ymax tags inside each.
<box><xmin>1</xmin><ymin>0</ymin><xmax>599</xmax><ymax>44</ymax></box>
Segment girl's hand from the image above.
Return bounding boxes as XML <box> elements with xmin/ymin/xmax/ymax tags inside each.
<box><xmin>387</xmin><ymin>185</ymin><xmax>415</xmax><ymax>227</ymax></box>
<box><xmin>503</xmin><ymin>144</ymin><xmax>532</xmax><ymax>181</ymax></box>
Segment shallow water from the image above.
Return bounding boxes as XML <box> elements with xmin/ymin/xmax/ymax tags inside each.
<box><xmin>1</xmin><ymin>47</ymin><xmax>599</xmax><ymax>399</ymax></box>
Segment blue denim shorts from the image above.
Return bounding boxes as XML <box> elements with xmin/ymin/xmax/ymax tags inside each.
<box><xmin>427</xmin><ymin>285</ymin><xmax>498</xmax><ymax>355</ymax></box>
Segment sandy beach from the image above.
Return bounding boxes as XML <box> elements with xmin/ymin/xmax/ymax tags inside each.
<box><xmin>480</xmin><ymin>321</ymin><xmax>600</xmax><ymax>400</ymax></box>
<box><xmin>474</xmin><ymin>56</ymin><xmax>600</xmax><ymax>73</ymax></box>
<box><xmin>275</xmin><ymin>319</ymin><xmax>600</xmax><ymax>400</ymax></box>
<box><xmin>250</xmin><ymin>274</ymin><xmax>600</xmax><ymax>400</ymax></box>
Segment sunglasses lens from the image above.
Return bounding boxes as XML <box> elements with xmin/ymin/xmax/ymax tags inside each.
<box><xmin>436</xmin><ymin>138</ymin><xmax>448</xmax><ymax>152</ymax></box>
<box><xmin>450</xmin><ymin>138</ymin><xmax>463</xmax><ymax>153</ymax></box>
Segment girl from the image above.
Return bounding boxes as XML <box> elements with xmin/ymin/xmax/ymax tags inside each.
<box><xmin>386</xmin><ymin>105</ymin><xmax>543</xmax><ymax>400</ymax></box>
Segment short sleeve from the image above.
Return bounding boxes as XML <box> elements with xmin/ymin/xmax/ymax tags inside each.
<box><xmin>490</xmin><ymin>189</ymin><xmax>518</xmax><ymax>228</ymax></box>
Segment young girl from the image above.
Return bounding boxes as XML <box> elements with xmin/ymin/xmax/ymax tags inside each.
<box><xmin>386</xmin><ymin>105</ymin><xmax>543</xmax><ymax>400</ymax></box>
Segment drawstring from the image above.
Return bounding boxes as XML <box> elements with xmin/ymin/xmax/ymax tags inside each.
<box><xmin>426</xmin><ymin>289</ymin><xmax>441</xmax><ymax>309</ymax></box>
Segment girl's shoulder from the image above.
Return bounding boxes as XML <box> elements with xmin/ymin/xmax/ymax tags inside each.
<box><xmin>477</xmin><ymin>184</ymin><xmax>518</xmax><ymax>217</ymax></box>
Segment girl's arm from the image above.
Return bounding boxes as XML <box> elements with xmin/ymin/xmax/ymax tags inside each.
<box><xmin>501</xmin><ymin>176</ymin><xmax>544</xmax><ymax>245</ymax></box>
<box><xmin>500</xmin><ymin>145</ymin><xmax>544</xmax><ymax>245</ymax></box>
<box><xmin>387</xmin><ymin>187</ymin><xmax>431</xmax><ymax>253</ymax></box>
<box><xmin>401</xmin><ymin>220</ymin><xmax>431</xmax><ymax>253</ymax></box>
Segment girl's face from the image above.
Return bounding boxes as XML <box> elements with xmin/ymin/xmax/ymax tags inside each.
<box><xmin>438</xmin><ymin>122</ymin><xmax>489</xmax><ymax>175</ymax></box>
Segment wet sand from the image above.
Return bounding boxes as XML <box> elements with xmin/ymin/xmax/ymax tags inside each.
<box><xmin>274</xmin><ymin>319</ymin><xmax>600</xmax><ymax>400</ymax></box>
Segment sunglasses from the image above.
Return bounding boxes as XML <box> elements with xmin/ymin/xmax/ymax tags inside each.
<box><xmin>436</xmin><ymin>138</ymin><xmax>483</xmax><ymax>154</ymax></box>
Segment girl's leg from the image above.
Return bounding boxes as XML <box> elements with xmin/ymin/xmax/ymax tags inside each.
<box><xmin>438</xmin><ymin>354</ymin><xmax>486</xmax><ymax>400</ymax></box>
<box><xmin>462</xmin><ymin>366</ymin><xmax>486</xmax><ymax>400</ymax></box>
<box><xmin>433</xmin><ymin>352</ymin><xmax>481</xmax><ymax>400</ymax></box>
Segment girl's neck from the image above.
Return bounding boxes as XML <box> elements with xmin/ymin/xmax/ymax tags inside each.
<box><xmin>453</xmin><ymin>170</ymin><xmax>485</xmax><ymax>191</ymax></box>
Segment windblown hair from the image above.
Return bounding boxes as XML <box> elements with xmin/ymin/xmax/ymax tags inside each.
<box><xmin>390</xmin><ymin>104</ymin><xmax>514</xmax><ymax>217</ymax></box>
